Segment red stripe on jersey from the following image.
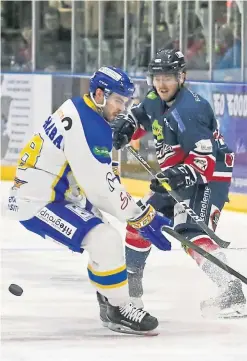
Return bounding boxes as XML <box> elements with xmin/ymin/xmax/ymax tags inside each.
<box><xmin>211</xmin><ymin>175</ymin><xmax>232</xmax><ymax>182</ymax></box>
<box><xmin>184</xmin><ymin>151</ymin><xmax>216</xmax><ymax>182</ymax></box>
<box><xmin>132</xmin><ymin>128</ymin><xmax>147</xmax><ymax>140</ymax></box>
<box><xmin>125</xmin><ymin>225</ymin><xmax>151</xmax><ymax>249</ymax></box>
<box><xmin>159</xmin><ymin>145</ymin><xmax>186</xmax><ymax>169</ymax></box>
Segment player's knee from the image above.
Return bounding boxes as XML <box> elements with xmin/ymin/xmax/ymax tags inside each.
<box><xmin>187</xmin><ymin>235</ymin><xmax>219</xmax><ymax>265</ymax></box>
<box><xmin>82</xmin><ymin>223</ymin><xmax>124</xmax><ymax>269</ymax></box>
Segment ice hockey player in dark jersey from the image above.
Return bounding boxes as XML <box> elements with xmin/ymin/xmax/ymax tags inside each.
<box><xmin>108</xmin><ymin>49</ymin><xmax>246</xmax><ymax>319</ymax></box>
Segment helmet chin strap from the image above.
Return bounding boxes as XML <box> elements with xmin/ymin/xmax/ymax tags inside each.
<box><xmin>89</xmin><ymin>92</ymin><xmax>107</xmax><ymax>108</ymax></box>
<box><xmin>89</xmin><ymin>91</ymin><xmax>111</xmax><ymax>122</ymax></box>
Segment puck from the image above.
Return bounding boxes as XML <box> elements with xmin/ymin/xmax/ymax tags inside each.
<box><xmin>8</xmin><ymin>284</ymin><xmax>23</xmax><ymax>296</ymax></box>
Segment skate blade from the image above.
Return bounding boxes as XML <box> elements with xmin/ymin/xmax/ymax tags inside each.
<box><xmin>218</xmin><ymin>307</ymin><xmax>247</xmax><ymax>319</ymax></box>
<box><xmin>201</xmin><ymin>303</ymin><xmax>247</xmax><ymax>319</ymax></box>
<box><xmin>101</xmin><ymin>320</ymin><xmax>109</xmax><ymax>328</ymax></box>
<box><xmin>219</xmin><ymin>313</ymin><xmax>247</xmax><ymax>319</ymax></box>
<box><xmin>108</xmin><ymin>322</ymin><xmax>159</xmax><ymax>336</ymax></box>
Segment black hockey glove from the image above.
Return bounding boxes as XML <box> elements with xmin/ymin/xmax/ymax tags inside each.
<box><xmin>150</xmin><ymin>164</ymin><xmax>197</xmax><ymax>193</ymax></box>
<box><xmin>111</xmin><ymin>113</ymin><xmax>137</xmax><ymax>150</ymax></box>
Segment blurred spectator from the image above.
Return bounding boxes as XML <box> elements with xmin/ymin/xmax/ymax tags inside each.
<box><xmin>10</xmin><ymin>27</ymin><xmax>32</xmax><ymax>71</ymax></box>
<box><xmin>215</xmin><ymin>24</ymin><xmax>241</xmax><ymax>69</ymax></box>
<box><xmin>136</xmin><ymin>34</ymin><xmax>151</xmax><ymax>69</ymax></box>
<box><xmin>155</xmin><ymin>21</ymin><xmax>174</xmax><ymax>52</ymax></box>
<box><xmin>186</xmin><ymin>31</ymin><xmax>208</xmax><ymax>70</ymax></box>
<box><xmin>60</xmin><ymin>1</ymin><xmax>72</xmax><ymax>8</ymax></box>
<box><xmin>1</xmin><ymin>11</ymin><xmax>13</xmax><ymax>70</ymax></box>
<box><xmin>137</xmin><ymin>21</ymin><xmax>174</xmax><ymax>69</ymax></box>
<box><xmin>38</xmin><ymin>7</ymin><xmax>71</xmax><ymax>71</ymax></box>
<box><xmin>1</xmin><ymin>9</ymin><xmax>32</xmax><ymax>72</ymax></box>
<box><xmin>175</xmin><ymin>12</ymin><xmax>208</xmax><ymax>70</ymax></box>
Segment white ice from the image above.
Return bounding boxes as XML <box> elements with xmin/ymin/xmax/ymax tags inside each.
<box><xmin>1</xmin><ymin>181</ymin><xmax>247</xmax><ymax>361</ymax></box>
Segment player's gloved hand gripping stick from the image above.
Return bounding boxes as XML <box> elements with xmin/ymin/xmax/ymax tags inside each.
<box><xmin>126</xmin><ymin>144</ymin><xmax>230</xmax><ymax>248</ymax></box>
<box><xmin>125</xmin><ymin>145</ymin><xmax>247</xmax><ymax>286</ymax></box>
<box><xmin>128</xmin><ymin>201</ymin><xmax>172</xmax><ymax>251</ymax></box>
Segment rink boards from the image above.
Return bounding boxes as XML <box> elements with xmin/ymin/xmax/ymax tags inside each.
<box><xmin>121</xmin><ymin>178</ymin><xmax>247</xmax><ymax>214</ymax></box>
<box><xmin>2</xmin><ymin>165</ymin><xmax>247</xmax><ymax>213</ymax></box>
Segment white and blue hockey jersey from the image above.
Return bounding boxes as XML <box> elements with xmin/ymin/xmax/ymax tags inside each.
<box><xmin>5</xmin><ymin>95</ymin><xmax>141</xmax><ymax>221</ymax></box>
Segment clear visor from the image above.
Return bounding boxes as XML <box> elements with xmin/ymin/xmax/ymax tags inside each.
<box><xmin>108</xmin><ymin>92</ymin><xmax>134</xmax><ymax>113</ymax></box>
<box><xmin>147</xmin><ymin>71</ymin><xmax>181</xmax><ymax>86</ymax></box>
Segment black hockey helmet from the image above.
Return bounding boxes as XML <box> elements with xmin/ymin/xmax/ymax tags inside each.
<box><xmin>147</xmin><ymin>49</ymin><xmax>186</xmax><ymax>85</ymax></box>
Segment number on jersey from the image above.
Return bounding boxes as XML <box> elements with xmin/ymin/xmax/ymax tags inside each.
<box><xmin>18</xmin><ymin>134</ymin><xmax>44</xmax><ymax>170</ymax></box>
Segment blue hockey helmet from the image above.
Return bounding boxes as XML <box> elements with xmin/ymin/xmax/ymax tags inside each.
<box><xmin>89</xmin><ymin>66</ymin><xmax>135</xmax><ymax>99</ymax></box>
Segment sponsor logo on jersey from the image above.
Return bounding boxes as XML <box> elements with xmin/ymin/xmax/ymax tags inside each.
<box><xmin>193</xmin><ymin>157</ymin><xmax>208</xmax><ymax>171</ymax></box>
<box><xmin>195</xmin><ymin>139</ymin><xmax>213</xmax><ymax>153</ymax></box>
<box><xmin>93</xmin><ymin>146</ymin><xmax>110</xmax><ymax>157</ymax></box>
<box><xmin>152</xmin><ymin>119</ymin><xmax>164</xmax><ymax>141</ymax></box>
<box><xmin>65</xmin><ymin>204</ymin><xmax>94</xmax><ymax>221</ymax></box>
<box><xmin>12</xmin><ymin>177</ymin><xmax>28</xmax><ymax>190</ymax></box>
<box><xmin>36</xmin><ymin>207</ymin><xmax>76</xmax><ymax>239</ymax></box>
<box><xmin>120</xmin><ymin>191</ymin><xmax>132</xmax><ymax>210</ymax></box>
<box><xmin>199</xmin><ymin>186</ymin><xmax>211</xmax><ymax>221</ymax></box>
<box><xmin>147</xmin><ymin>91</ymin><xmax>157</xmax><ymax>100</ymax></box>
<box><xmin>8</xmin><ymin>196</ymin><xmax>18</xmax><ymax>212</ymax></box>
<box><xmin>106</xmin><ymin>171</ymin><xmax>116</xmax><ymax>192</ymax></box>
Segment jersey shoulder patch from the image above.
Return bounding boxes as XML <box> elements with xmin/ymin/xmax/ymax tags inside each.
<box><xmin>71</xmin><ymin>97</ymin><xmax>112</xmax><ymax>164</ymax></box>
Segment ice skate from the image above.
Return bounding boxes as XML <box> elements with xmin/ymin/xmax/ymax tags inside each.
<box><xmin>107</xmin><ymin>302</ymin><xmax>159</xmax><ymax>336</ymax></box>
<box><xmin>96</xmin><ymin>291</ymin><xmax>109</xmax><ymax>327</ymax></box>
<box><xmin>201</xmin><ymin>279</ymin><xmax>246</xmax><ymax>319</ymax></box>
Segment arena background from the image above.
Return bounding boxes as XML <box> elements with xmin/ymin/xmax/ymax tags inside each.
<box><xmin>1</xmin><ymin>0</ymin><xmax>247</xmax><ymax>212</ymax></box>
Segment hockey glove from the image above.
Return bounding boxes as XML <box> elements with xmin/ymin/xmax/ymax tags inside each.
<box><xmin>150</xmin><ymin>165</ymin><xmax>197</xmax><ymax>193</ymax></box>
<box><xmin>128</xmin><ymin>203</ymin><xmax>172</xmax><ymax>251</ymax></box>
<box><xmin>111</xmin><ymin>113</ymin><xmax>137</xmax><ymax>150</ymax></box>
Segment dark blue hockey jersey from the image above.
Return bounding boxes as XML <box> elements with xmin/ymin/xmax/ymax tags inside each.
<box><xmin>131</xmin><ymin>86</ymin><xmax>234</xmax><ymax>184</ymax></box>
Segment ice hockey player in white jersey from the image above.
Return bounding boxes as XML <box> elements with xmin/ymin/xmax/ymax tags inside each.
<box><xmin>4</xmin><ymin>66</ymin><xmax>173</xmax><ymax>336</ymax></box>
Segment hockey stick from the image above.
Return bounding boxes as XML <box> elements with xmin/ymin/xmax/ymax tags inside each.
<box><xmin>162</xmin><ymin>226</ymin><xmax>247</xmax><ymax>285</ymax></box>
<box><xmin>126</xmin><ymin>144</ymin><xmax>230</xmax><ymax>248</ymax></box>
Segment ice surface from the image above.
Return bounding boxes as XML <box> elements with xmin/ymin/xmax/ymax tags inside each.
<box><xmin>1</xmin><ymin>182</ymin><xmax>247</xmax><ymax>361</ymax></box>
